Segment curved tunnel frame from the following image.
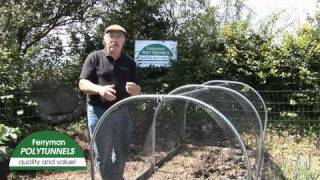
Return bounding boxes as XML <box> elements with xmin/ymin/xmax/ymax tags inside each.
<box><xmin>167</xmin><ymin>84</ymin><xmax>264</xmax><ymax>178</ymax></box>
<box><xmin>203</xmin><ymin>80</ymin><xmax>268</xmax><ymax>178</ymax></box>
<box><xmin>90</xmin><ymin>94</ymin><xmax>253</xmax><ymax>180</ymax></box>
<box><xmin>203</xmin><ymin>80</ymin><xmax>268</xmax><ymax>135</ymax></box>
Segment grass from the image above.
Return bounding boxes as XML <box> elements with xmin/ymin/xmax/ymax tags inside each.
<box><xmin>293</xmin><ymin>153</ymin><xmax>320</xmax><ymax>180</ymax></box>
<box><xmin>265</xmin><ymin>128</ymin><xmax>320</xmax><ymax>180</ymax></box>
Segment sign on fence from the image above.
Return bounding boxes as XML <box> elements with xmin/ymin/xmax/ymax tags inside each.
<box><xmin>134</xmin><ymin>40</ymin><xmax>177</xmax><ymax>67</ymax></box>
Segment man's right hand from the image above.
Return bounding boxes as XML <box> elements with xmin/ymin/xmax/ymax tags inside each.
<box><xmin>98</xmin><ymin>85</ymin><xmax>116</xmax><ymax>101</ymax></box>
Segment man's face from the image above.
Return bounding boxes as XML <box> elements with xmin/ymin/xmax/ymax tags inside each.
<box><xmin>104</xmin><ymin>31</ymin><xmax>126</xmax><ymax>54</ymax></box>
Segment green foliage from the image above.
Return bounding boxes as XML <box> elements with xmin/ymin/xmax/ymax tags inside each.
<box><xmin>0</xmin><ymin>0</ymin><xmax>96</xmax><ymax>131</ymax></box>
<box><xmin>0</xmin><ymin>0</ymin><xmax>97</xmax><ymax>89</ymax></box>
<box><xmin>177</xmin><ymin>6</ymin><xmax>221</xmax><ymax>59</ymax></box>
<box><xmin>0</xmin><ymin>48</ymin><xmax>25</xmax><ymax>92</ymax></box>
<box><xmin>274</xmin><ymin>24</ymin><xmax>320</xmax><ymax>90</ymax></box>
<box><xmin>169</xmin><ymin>18</ymin><xmax>277</xmax><ymax>89</ymax></box>
<box><xmin>138</xmin><ymin>67</ymin><xmax>171</xmax><ymax>93</ymax></box>
<box><xmin>219</xmin><ymin>20</ymin><xmax>276</xmax><ymax>87</ymax></box>
<box><xmin>293</xmin><ymin>153</ymin><xmax>320</xmax><ymax>180</ymax></box>
<box><xmin>0</xmin><ymin>0</ymin><xmax>95</xmax><ymax>53</ymax></box>
<box><xmin>0</xmin><ymin>124</ymin><xmax>21</xmax><ymax>161</ymax></box>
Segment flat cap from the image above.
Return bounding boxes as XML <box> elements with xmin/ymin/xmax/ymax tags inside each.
<box><xmin>104</xmin><ymin>24</ymin><xmax>127</xmax><ymax>35</ymax></box>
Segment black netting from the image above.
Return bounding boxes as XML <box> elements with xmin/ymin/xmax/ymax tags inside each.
<box><xmin>93</xmin><ymin>99</ymin><xmax>157</xmax><ymax>180</ymax></box>
<box><xmin>169</xmin><ymin>85</ymin><xmax>263</xmax><ymax>178</ymax></box>
<box><xmin>91</xmin><ymin>95</ymin><xmax>251</xmax><ymax>180</ymax></box>
<box><xmin>203</xmin><ymin>81</ymin><xmax>267</xmax><ymax>132</ymax></box>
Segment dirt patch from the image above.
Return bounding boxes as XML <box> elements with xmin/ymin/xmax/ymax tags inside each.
<box><xmin>150</xmin><ymin>145</ymin><xmax>247</xmax><ymax>180</ymax></box>
<box><xmin>122</xmin><ymin>144</ymin><xmax>249</xmax><ymax>180</ymax></box>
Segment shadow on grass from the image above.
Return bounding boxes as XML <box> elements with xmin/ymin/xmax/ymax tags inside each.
<box><xmin>262</xmin><ymin>151</ymin><xmax>286</xmax><ymax>180</ymax></box>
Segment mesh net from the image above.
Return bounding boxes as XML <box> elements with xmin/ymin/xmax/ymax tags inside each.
<box><xmin>169</xmin><ymin>85</ymin><xmax>263</xmax><ymax>178</ymax></box>
<box><xmin>92</xmin><ymin>95</ymin><xmax>252</xmax><ymax>179</ymax></box>
<box><xmin>203</xmin><ymin>80</ymin><xmax>267</xmax><ymax>132</ymax></box>
<box><xmin>31</xmin><ymin>80</ymin><xmax>82</xmax><ymax>123</ymax></box>
<box><xmin>203</xmin><ymin>80</ymin><xmax>268</xmax><ymax>177</ymax></box>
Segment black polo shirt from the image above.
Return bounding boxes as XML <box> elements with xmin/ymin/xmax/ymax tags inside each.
<box><xmin>79</xmin><ymin>49</ymin><xmax>140</xmax><ymax>108</ymax></box>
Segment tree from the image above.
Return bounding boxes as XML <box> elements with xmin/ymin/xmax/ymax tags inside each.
<box><xmin>0</xmin><ymin>0</ymin><xmax>98</xmax><ymax>130</ymax></box>
<box><xmin>214</xmin><ymin>0</ymin><xmax>253</xmax><ymax>24</ymax></box>
<box><xmin>273</xmin><ymin>24</ymin><xmax>320</xmax><ymax>90</ymax></box>
<box><xmin>0</xmin><ymin>0</ymin><xmax>99</xmax><ymax>89</ymax></box>
<box><xmin>0</xmin><ymin>0</ymin><xmax>97</xmax><ymax>54</ymax></box>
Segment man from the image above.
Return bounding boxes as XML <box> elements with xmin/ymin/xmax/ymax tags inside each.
<box><xmin>79</xmin><ymin>24</ymin><xmax>141</xmax><ymax>180</ymax></box>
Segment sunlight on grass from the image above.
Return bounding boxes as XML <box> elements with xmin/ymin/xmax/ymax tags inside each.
<box><xmin>266</xmin><ymin>129</ymin><xmax>320</xmax><ymax>180</ymax></box>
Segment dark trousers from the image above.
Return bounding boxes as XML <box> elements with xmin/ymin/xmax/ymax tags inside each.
<box><xmin>87</xmin><ymin>104</ymin><xmax>132</xmax><ymax>180</ymax></box>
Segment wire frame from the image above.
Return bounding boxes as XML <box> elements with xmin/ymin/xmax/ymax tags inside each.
<box><xmin>203</xmin><ymin>80</ymin><xmax>268</xmax><ymax>177</ymax></box>
<box><xmin>203</xmin><ymin>80</ymin><xmax>268</xmax><ymax>135</ymax></box>
<box><xmin>169</xmin><ymin>85</ymin><xmax>263</xmax><ymax>179</ymax></box>
<box><xmin>91</xmin><ymin>95</ymin><xmax>252</xmax><ymax>180</ymax></box>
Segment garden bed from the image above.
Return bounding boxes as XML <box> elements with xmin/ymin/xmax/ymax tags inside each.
<box><xmin>7</xmin><ymin>120</ymin><xmax>320</xmax><ymax>180</ymax></box>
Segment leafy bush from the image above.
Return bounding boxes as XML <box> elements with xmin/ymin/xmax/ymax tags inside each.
<box><xmin>0</xmin><ymin>124</ymin><xmax>21</xmax><ymax>161</ymax></box>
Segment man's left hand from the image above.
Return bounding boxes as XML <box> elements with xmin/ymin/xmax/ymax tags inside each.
<box><xmin>126</xmin><ymin>82</ymin><xmax>141</xmax><ymax>96</ymax></box>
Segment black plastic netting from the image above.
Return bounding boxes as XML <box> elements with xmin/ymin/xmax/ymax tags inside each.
<box><xmin>91</xmin><ymin>95</ymin><xmax>251</xmax><ymax>180</ymax></box>
<box><xmin>203</xmin><ymin>80</ymin><xmax>267</xmax><ymax>133</ymax></box>
<box><xmin>169</xmin><ymin>85</ymin><xmax>263</xmax><ymax>178</ymax></box>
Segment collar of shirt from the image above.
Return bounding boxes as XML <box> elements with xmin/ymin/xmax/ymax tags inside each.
<box><xmin>102</xmin><ymin>49</ymin><xmax>123</xmax><ymax>62</ymax></box>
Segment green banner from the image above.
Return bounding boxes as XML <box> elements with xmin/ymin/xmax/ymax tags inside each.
<box><xmin>9</xmin><ymin>130</ymin><xmax>86</xmax><ymax>170</ymax></box>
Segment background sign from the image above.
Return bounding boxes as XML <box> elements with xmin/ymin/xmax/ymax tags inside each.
<box><xmin>135</xmin><ymin>40</ymin><xmax>177</xmax><ymax>67</ymax></box>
